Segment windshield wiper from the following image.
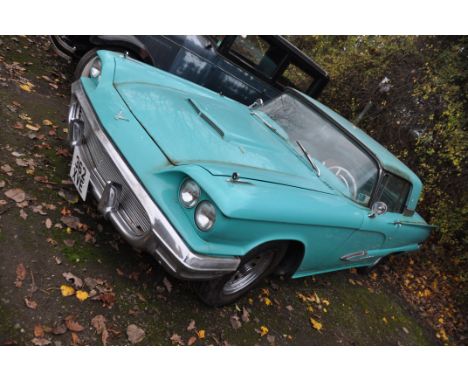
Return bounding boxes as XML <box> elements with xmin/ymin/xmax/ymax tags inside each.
<box><xmin>296</xmin><ymin>140</ymin><xmax>321</xmax><ymax>177</ymax></box>
<box><xmin>250</xmin><ymin>111</ymin><xmax>286</xmax><ymax>140</ymax></box>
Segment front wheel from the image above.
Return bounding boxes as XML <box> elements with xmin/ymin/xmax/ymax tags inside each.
<box><xmin>195</xmin><ymin>242</ymin><xmax>288</xmax><ymax>307</ymax></box>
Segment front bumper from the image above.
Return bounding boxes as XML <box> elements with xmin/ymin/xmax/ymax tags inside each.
<box><xmin>68</xmin><ymin>81</ymin><xmax>240</xmax><ymax>280</ymax></box>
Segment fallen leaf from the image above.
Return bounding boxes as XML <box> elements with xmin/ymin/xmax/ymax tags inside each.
<box><xmin>5</xmin><ymin>188</ymin><xmax>26</xmax><ymax>203</ymax></box>
<box><xmin>60</xmin><ymin>284</ymin><xmax>75</xmax><ymax>297</ymax></box>
<box><xmin>197</xmin><ymin>330</ymin><xmax>205</xmax><ymax>339</ymax></box>
<box><xmin>91</xmin><ymin>315</ymin><xmax>109</xmax><ymax>345</ymax></box>
<box><xmin>45</xmin><ymin>218</ymin><xmax>52</xmax><ymax>229</ymax></box>
<box><xmin>31</xmin><ymin>338</ymin><xmax>51</xmax><ymax>346</ymax></box>
<box><xmin>163</xmin><ymin>277</ymin><xmax>172</xmax><ymax>293</ymax></box>
<box><xmin>169</xmin><ymin>333</ymin><xmax>184</xmax><ymax>345</ymax></box>
<box><xmin>42</xmin><ymin>119</ymin><xmax>53</xmax><ymax>126</ymax></box>
<box><xmin>286</xmin><ymin>305</ymin><xmax>294</xmax><ymax>312</ymax></box>
<box><xmin>241</xmin><ymin>307</ymin><xmax>250</xmax><ymax>322</ymax></box>
<box><xmin>15</xmin><ymin>263</ymin><xmax>26</xmax><ymax>287</ymax></box>
<box><xmin>1</xmin><ymin>164</ymin><xmax>14</xmax><ymax>175</ymax></box>
<box><xmin>53</xmin><ymin>256</ymin><xmax>62</xmax><ymax>265</ymax></box>
<box><xmin>65</xmin><ymin>316</ymin><xmax>84</xmax><ymax>332</ymax></box>
<box><xmin>31</xmin><ymin>205</ymin><xmax>47</xmax><ymax>215</ymax></box>
<box><xmin>60</xmin><ymin>215</ymin><xmax>81</xmax><ymax>229</ymax></box>
<box><xmin>19</xmin><ymin>209</ymin><xmax>28</xmax><ymax>220</ymax></box>
<box><xmin>62</xmin><ymin>272</ymin><xmax>83</xmax><ymax>288</ymax></box>
<box><xmin>259</xmin><ymin>325</ymin><xmax>269</xmax><ymax>337</ymax></box>
<box><xmin>19</xmin><ymin>83</ymin><xmax>32</xmax><ymax>92</ymax></box>
<box><xmin>52</xmin><ymin>323</ymin><xmax>67</xmax><ymax>335</ymax></box>
<box><xmin>309</xmin><ymin>318</ymin><xmax>323</xmax><ymax>332</ymax></box>
<box><xmin>71</xmin><ymin>332</ymin><xmax>81</xmax><ymax>345</ymax></box>
<box><xmin>230</xmin><ymin>314</ymin><xmax>242</xmax><ymax>330</ymax></box>
<box><xmin>264</xmin><ymin>297</ymin><xmax>272</xmax><ymax>306</ymax></box>
<box><xmin>24</xmin><ymin>296</ymin><xmax>38</xmax><ymax>310</ymax></box>
<box><xmin>63</xmin><ymin>239</ymin><xmax>75</xmax><ymax>247</ymax></box>
<box><xmin>187</xmin><ymin>336</ymin><xmax>197</xmax><ymax>346</ymax></box>
<box><xmin>26</xmin><ymin>123</ymin><xmax>40</xmax><ymax>131</ymax></box>
<box><xmin>127</xmin><ymin>324</ymin><xmax>145</xmax><ymax>344</ymax></box>
<box><xmin>101</xmin><ymin>329</ymin><xmax>110</xmax><ymax>346</ymax></box>
<box><xmin>96</xmin><ymin>292</ymin><xmax>115</xmax><ymax>308</ymax></box>
<box><xmin>76</xmin><ymin>290</ymin><xmax>89</xmax><ymax>302</ymax></box>
<box><xmin>187</xmin><ymin>319</ymin><xmax>196</xmax><ymax>331</ymax></box>
<box><xmin>266</xmin><ymin>334</ymin><xmax>276</xmax><ymax>345</ymax></box>
<box><xmin>0</xmin><ymin>180</ymin><xmax>5</xmax><ymax>188</ymax></box>
<box><xmin>34</xmin><ymin>324</ymin><xmax>44</xmax><ymax>338</ymax></box>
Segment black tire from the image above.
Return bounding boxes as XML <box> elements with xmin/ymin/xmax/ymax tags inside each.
<box><xmin>195</xmin><ymin>241</ymin><xmax>288</xmax><ymax>307</ymax></box>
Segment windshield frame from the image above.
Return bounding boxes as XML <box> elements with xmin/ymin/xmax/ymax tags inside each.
<box><xmin>268</xmin><ymin>88</ymin><xmax>385</xmax><ymax>209</ymax></box>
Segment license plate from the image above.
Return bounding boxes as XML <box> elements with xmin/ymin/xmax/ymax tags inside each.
<box><xmin>70</xmin><ymin>148</ymin><xmax>91</xmax><ymax>201</ymax></box>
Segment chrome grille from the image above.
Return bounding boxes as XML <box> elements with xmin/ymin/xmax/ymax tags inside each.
<box><xmin>79</xmin><ymin>109</ymin><xmax>151</xmax><ymax>234</ymax></box>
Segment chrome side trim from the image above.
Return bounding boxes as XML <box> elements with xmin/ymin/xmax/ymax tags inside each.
<box><xmin>71</xmin><ymin>81</ymin><xmax>240</xmax><ymax>279</ymax></box>
<box><xmin>340</xmin><ymin>250</ymin><xmax>372</xmax><ymax>262</ymax></box>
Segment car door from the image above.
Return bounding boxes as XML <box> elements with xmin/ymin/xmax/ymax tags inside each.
<box><xmin>337</xmin><ymin>171</ymin><xmax>412</xmax><ymax>265</ymax></box>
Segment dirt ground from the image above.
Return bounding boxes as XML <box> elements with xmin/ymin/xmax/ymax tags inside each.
<box><xmin>0</xmin><ymin>36</ymin><xmax>439</xmax><ymax>346</ymax></box>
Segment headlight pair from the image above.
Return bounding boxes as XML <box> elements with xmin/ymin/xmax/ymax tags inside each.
<box><xmin>179</xmin><ymin>179</ymin><xmax>216</xmax><ymax>231</ymax></box>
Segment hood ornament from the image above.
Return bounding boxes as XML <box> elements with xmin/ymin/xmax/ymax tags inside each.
<box><xmin>227</xmin><ymin>172</ymin><xmax>252</xmax><ymax>185</ymax></box>
<box><xmin>114</xmin><ymin>110</ymin><xmax>129</xmax><ymax>121</ymax></box>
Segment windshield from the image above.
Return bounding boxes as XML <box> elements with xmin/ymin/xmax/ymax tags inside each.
<box><xmin>260</xmin><ymin>93</ymin><xmax>379</xmax><ymax>205</ymax></box>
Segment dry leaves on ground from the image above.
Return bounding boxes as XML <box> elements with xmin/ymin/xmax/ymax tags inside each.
<box><xmin>4</xmin><ymin>188</ymin><xmax>25</xmax><ymax>203</ymax></box>
<box><xmin>170</xmin><ymin>333</ymin><xmax>184</xmax><ymax>345</ymax></box>
<box><xmin>60</xmin><ymin>284</ymin><xmax>75</xmax><ymax>297</ymax></box>
<box><xmin>24</xmin><ymin>296</ymin><xmax>38</xmax><ymax>310</ymax></box>
<box><xmin>15</xmin><ymin>263</ymin><xmax>26</xmax><ymax>287</ymax></box>
<box><xmin>31</xmin><ymin>338</ymin><xmax>51</xmax><ymax>346</ymax></box>
<box><xmin>76</xmin><ymin>290</ymin><xmax>89</xmax><ymax>302</ymax></box>
<box><xmin>127</xmin><ymin>324</ymin><xmax>145</xmax><ymax>344</ymax></box>
<box><xmin>310</xmin><ymin>318</ymin><xmax>323</xmax><ymax>332</ymax></box>
<box><xmin>91</xmin><ymin>315</ymin><xmax>109</xmax><ymax>345</ymax></box>
<box><xmin>230</xmin><ymin>314</ymin><xmax>242</xmax><ymax>330</ymax></box>
<box><xmin>65</xmin><ymin>316</ymin><xmax>84</xmax><ymax>332</ymax></box>
<box><xmin>62</xmin><ymin>272</ymin><xmax>83</xmax><ymax>288</ymax></box>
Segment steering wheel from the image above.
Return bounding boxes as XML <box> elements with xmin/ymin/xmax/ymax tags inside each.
<box><xmin>328</xmin><ymin>165</ymin><xmax>358</xmax><ymax>198</ymax></box>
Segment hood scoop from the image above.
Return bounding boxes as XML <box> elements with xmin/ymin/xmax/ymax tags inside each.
<box><xmin>187</xmin><ymin>98</ymin><xmax>224</xmax><ymax>138</ymax></box>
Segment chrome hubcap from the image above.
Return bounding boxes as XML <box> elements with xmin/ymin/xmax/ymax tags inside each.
<box><xmin>222</xmin><ymin>250</ymin><xmax>274</xmax><ymax>295</ymax></box>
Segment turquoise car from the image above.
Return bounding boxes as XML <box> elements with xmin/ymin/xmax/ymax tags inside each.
<box><xmin>68</xmin><ymin>50</ymin><xmax>432</xmax><ymax>306</ymax></box>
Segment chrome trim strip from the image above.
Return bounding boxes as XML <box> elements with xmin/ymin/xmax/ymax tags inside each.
<box><xmin>71</xmin><ymin>81</ymin><xmax>240</xmax><ymax>279</ymax></box>
<box><xmin>340</xmin><ymin>250</ymin><xmax>372</xmax><ymax>262</ymax></box>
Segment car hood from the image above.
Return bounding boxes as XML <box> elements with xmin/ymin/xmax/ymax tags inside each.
<box><xmin>114</xmin><ymin>80</ymin><xmax>333</xmax><ymax>194</ymax></box>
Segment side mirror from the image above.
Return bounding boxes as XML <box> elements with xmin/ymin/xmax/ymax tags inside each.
<box><xmin>249</xmin><ymin>98</ymin><xmax>264</xmax><ymax>109</ymax></box>
<box><xmin>368</xmin><ymin>201</ymin><xmax>388</xmax><ymax>218</ymax></box>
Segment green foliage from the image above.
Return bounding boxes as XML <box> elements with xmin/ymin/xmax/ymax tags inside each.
<box><xmin>288</xmin><ymin>36</ymin><xmax>467</xmax><ymax>258</ymax></box>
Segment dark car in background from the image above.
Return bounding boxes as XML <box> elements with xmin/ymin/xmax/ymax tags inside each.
<box><xmin>50</xmin><ymin>35</ymin><xmax>329</xmax><ymax>105</ymax></box>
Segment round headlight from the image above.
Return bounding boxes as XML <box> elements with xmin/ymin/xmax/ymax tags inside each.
<box><xmin>89</xmin><ymin>58</ymin><xmax>102</xmax><ymax>78</ymax></box>
<box><xmin>195</xmin><ymin>201</ymin><xmax>216</xmax><ymax>231</ymax></box>
<box><xmin>179</xmin><ymin>179</ymin><xmax>201</xmax><ymax>208</ymax></box>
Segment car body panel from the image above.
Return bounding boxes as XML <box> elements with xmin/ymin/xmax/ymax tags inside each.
<box><xmin>77</xmin><ymin>50</ymin><xmax>432</xmax><ymax>279</ymax></box>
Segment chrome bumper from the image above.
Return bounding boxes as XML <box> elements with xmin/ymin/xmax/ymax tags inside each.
<box><xmin>68</xmin><ymin>82</ymin><xmax>240</xmax><ymax>280</ymax></box>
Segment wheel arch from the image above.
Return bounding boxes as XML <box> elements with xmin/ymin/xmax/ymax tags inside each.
<box><xmin>272</xmin><ymin>240</ymin><xmax>306</xmax><ymax>278</ymax></box>
<box><xmin>89</xmin><ymin>35</ymin><xmax>155</xmax><ymax>65</ymax></box>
